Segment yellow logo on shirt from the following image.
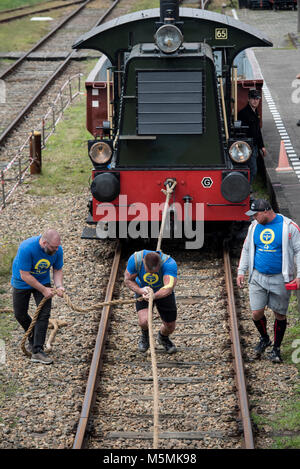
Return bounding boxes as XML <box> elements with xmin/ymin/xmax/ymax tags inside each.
<box><xmin>32</xmin><ymin>259</ymin><xmax>50</xmax><ymax>274</ymax></box>
<box><xmin>143</xmin><ymin>273</ymin><xmax>159</xmax><ymax>286</ymax></box>
<box><xmin>260</xmin><ymin>229</ymin><xmax>275</xmax><ymax>245</ymax></box>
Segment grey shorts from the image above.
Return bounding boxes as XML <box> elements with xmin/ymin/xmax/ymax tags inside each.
<box><xmin>249</xmin><ymin>269</ymin><xmax>291</xmax><ymax>315</ymax></box>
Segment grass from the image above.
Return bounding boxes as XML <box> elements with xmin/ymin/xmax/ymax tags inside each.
<box><xmin>252</xmin><ymin>172</ymin><xmax>270</xmax><ymax>200</ymax></box>
<box><xmin>0</xmin><ymin>17</ymin><xmax>49</xmax><ymax>51</ymax></box>
<box><xmin>283</xmin><ymin>294</ymin><xmax>300</xmax><ymax>374</ymax></box>
<box><xmin>0</xmin><ymin>0</ymin><xmax>49</xmax><ymax>11</ymax></box>
<box><xmin>0</xmin><ymin>311</ymin><xmax>16</xmax><ymax>342</ymax></box>
<box><xmin>26</xmin><ymin>58</ymin><xmax>98</xmax><ymax>197</ymax></box>
<box><xmin>0</xmin><ymin>2</ymin><xmax>77</xmax><ymax>52</ymax></box>
<box><xmin>0</xmin><ymin>242</ymin><xmax>18</xmax><ymax>368</ymax></box>
<box><xmin>27</xmin><ymin>95</ymin><xmax>92</xmax><ymax>196</ymax></box>
<box><xmin>0</xmin><ymin>243</ymin><xmax>18</xmax><ymax>282</ymax></box>
<box><xmin>0</xmin><ymin>378</ymin><xmax>19</xmax><ymax>407</ymax></box>
<box><xmin>251</xmin><ymin>293</ymin><xmax>300</xmax><ymax>449</ymax></box>
<box><xmin>130</xmin><ymin>0</ymin><xmax>159</xmax><ymax>11</ymax></box>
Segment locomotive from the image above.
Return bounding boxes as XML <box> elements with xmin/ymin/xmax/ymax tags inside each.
<box><xmin>72</xmin><ymin>1</ymin><xmax>272</xmax><ymax>243</ymax></box>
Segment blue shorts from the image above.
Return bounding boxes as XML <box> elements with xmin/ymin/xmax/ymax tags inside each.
<box><xmin>249</xmin><ymin>269</ymin><xmax>291</xmax><ymax>315</ymax></box>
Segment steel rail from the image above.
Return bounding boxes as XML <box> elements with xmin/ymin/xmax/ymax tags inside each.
<box><xmin>0</xmin><ymin>0</ymin><xmax>60</xmax><ymax>15</ymax></box>
<box><xmin>223</xmin><ymin>241</ymin><xmax>255</xmax><ymax>449</ymax></box>
<box><xmin>0</xmin><ymin>0</ymin><xmax>85</xmax><ymax>24</ymax></box>
<box><xmin>0</xmin><ymin>0</ymin><xmax>120</xmax><ymax>147</ymax></box>
<box><xmin>73</xmin><ymin>241</ymin><xmax>122</xmax><ymax>449</ymax></box>
<box><xmin>0</xmin><ymin>0</ymin><xmax>92</xmax><ymax>81</ymax></box>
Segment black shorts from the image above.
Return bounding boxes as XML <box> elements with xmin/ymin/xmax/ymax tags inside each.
<box><xmin>136</xmin><ymin>292</ymin><xmax>177</xmax><ymax>323</ymax></box>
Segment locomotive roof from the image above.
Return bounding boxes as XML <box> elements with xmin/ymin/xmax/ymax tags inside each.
<box><xmin>72</xmin><ymin>8</ymin><xmax>272</xmax><ymax>64</ymax></box>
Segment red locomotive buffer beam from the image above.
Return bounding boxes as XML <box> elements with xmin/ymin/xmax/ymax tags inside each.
<box><xmin>92</xmin><ymin>170</ymin><xmax>249</xmax><ymax>222</ymax></box>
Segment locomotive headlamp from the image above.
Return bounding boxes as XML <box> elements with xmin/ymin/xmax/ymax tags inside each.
<box><xmin>89</xmin><ymin>141</ymin><xmax>112</xmax><ymax>165</ymax></box>
<box><xmin>229</xmin><ymin>141</ymin><xmax>252</xmax><ymax>163</ymax></box>
<box><xmin>154</xmin><ymin>24</ymin><xmax>183</xmax><ymax>54</ymax></box>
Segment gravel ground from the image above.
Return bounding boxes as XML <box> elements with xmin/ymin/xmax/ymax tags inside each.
<box><xmin>232</xmin><ymin>254</ymin><xmax>300</xmax><ymax>449</ymax></box>
<box><xmin>0</xmin><ymin>186</ymin><xmax>118</xmax><ymax>448</ymax></box>
<box><xmin>87</xmin><ymin>252</ymin><xmax>244</xmax><ymax>449</ymax></box>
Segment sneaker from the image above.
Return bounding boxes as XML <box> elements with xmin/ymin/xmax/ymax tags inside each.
<box><xmin>254</xmin><ymin>336</ymin><xmax>272</xmax><ymax>356</ymax></box>
<box><xmin>268</xmin><ymin>347</ymin><xmax>282</xmax><ymax>363</ymax></box>
<box><xmin>31</xmin><ymin>351</ymin><xmax>53</xmax><ymax>365</ymax></box>
<box><xmin>157</xmin><ymin>332</ymin><xmax>177</xmax><ymax>354</ymax></box>
<box><xmin>138</xmin><ymin>331</ymin><xmax>149</xmax><ymax>353</ymax></box>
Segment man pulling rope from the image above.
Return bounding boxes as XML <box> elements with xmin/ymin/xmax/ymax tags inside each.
<box><xmin>11</xmin><ymin>229</ymin><xmax>64</xmax><ymax>365</ymax></box>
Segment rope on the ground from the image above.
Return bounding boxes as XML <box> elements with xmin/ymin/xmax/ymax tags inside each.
<box><xmin>147</xmin><ymin>289</ymin><xmax>159</xmax><ymax>449</ymax></box>
<box><xmin>148</xmin><ymin>178</ymin><xmax>177</xmax><ymax>448</ymax></box>
<box><xmin>18</xmin><ymin>290</ymin><xmax>143</xmax><ymax>357</ymax></box>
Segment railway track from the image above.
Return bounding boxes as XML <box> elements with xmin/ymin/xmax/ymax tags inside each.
<box><xmin>0</xmin><ymin>0</ymin><xmax>122</xmax><ymax>210</ymax></box>
<box><xmin>0</xmin><ymin>0</ymin><xmax>118</xmax><ymax>146</ymax></box>
<box><xmin>0</xmin><ymin>0</ymin><xmax>86</xmax><ymax>24</ymax></box>
<box><xmin>73</xmin><ymin>240</ymin><xmax>254</xmax><ymax>450</ymax></box>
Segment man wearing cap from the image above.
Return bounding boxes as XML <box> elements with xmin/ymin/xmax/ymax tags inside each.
<box><xmin>238</xmin><ymin>90</ymin><xmax>266</xmax><ymax>184</ymax></box>
<box><xmin>237</xmin><ymin>199</ymin><xmax>300</xmax><ymax>363</ymax></box>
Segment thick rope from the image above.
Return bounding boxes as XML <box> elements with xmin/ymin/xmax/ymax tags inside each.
<box><xmin>156</xmin><ymin>179</ymin><xmax>177</xmax><ymax>252</ymax></box>
<box><xmin>45</xmin><ymin>319</ymin><xmax>68</xmax><ymax>352</ymax></box>
<box><xmin>148</xmin><ymin>178</ymin><xmax>177</xmax><ymax>448</ymax></box>
<box><xmin>18</xmin><ymin>289</ymin><xmax>143</xmax><ymax>357</ymax></box>
<box><xmin>148</xmin><ymin>289</ymin><xmax>159</xmax><ymax>449</ymax></box>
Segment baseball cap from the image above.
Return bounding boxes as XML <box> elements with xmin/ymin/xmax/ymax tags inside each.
<box><xmin>248</xmin><ymin>89</ymin><xmax>261</xmax><ymax>99</ymax></box>
<box><xmin>245</xmin><ymin>199</ymin><xmax>272</xmax><ymax>216</ymax></box>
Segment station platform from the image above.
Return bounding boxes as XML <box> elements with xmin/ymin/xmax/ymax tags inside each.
<box><xmin>234</xmin><ymin>8</ymin><xmax>300</xmax><ymax>225</ymax></box>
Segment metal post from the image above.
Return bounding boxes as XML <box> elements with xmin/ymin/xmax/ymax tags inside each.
<box><xmin>69</xmin><ymin>80</ymin><xmax>72</xmax><ymax>103</ymax></box>
<box><xmin>1</xmin><ymin>170</ymin><xmax>5</xmax><ymax>208</ymax></box>
<box><xmin>60</xmin><ymin>91</ymin><xmax>63</xmax><ymax>113</ymax></box>
<box><xmin>42</xmin><ymin>118</ymin><xmax>45</xmax><ymax>148</ymax></box>
<box><xmin>30</xmin><ymin>131</ymin><xmax>42</xmax><ymax>175</ymax></box>
<box><xmin>298</xmin><ymin>0</ymin><xmax>300</xmax><ymax>34</ymax></box>
<box><xmin>18</xmin><ymin>154</ymin><xmax>22</xmax><ymax>183</ymax></box>
<box><xmin>52</xmin><ymin>106</ymin><xmax>56</xmax><ymax>131</ymax></box>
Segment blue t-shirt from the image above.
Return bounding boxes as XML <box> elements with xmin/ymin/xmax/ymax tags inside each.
<box><xmin>254</xmin><ymin>214</ymin><xmax>283</xmax><ymax>274</ymax></box>
<box><xmin>11</xmin><ymin>236</ymin><xmax>64</xmax><ymax>289</ymax></box>
<box><xmin>126</xmin><ymin>250</ymin><xmax>177</xmax><ymax>293</ymax></box>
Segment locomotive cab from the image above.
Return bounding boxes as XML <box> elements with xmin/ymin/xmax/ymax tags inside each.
<box><xmin>117</xmin><ymin>42</ymin><xmax>224</xmax><ymax>168</ymax></box>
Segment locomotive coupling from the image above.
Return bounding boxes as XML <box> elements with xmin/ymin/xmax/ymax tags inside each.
<box><xmin>164</xmin><ymin>178</ymin><xmax>177</xmax><ymax>188</ymax></box>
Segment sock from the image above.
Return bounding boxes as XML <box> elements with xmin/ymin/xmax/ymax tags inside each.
<box><xmin>141</xmin><ymin>328</ymin><xmax>149</xmax><ymax>338</ymax></box>
<box><xmin>274</xmin><ymin>319</ymin><xmax>287</xmax><ymax>348</ymax></box>
<box><xmin>253</xmin><ymin>315</ymin><xmax>268</xmax><ymax>339</ymax></box>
